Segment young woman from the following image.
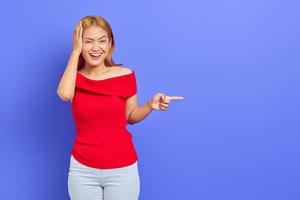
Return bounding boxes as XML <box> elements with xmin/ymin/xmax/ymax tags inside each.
<box><xmin>57</xmin><ymin>15</ymin><xmax>184</xmax><ymax>200</ymax></box>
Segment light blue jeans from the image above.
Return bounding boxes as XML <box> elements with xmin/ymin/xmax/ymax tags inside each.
<box><xmin>68</xmin><ymin>155</ymin><xmax>140</xmax><ymax>200</ymax></box>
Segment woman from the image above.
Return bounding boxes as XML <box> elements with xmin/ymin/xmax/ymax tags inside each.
<box><xmin>57</xmin><ymin>15</ymin><xmax>184</xmax><ymax>200</ymax></box>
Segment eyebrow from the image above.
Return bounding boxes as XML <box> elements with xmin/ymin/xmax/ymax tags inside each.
<box><xmin>85</xmin><ymin>36</ymin><xmax>107</xmax><ymax>40</ymax></box>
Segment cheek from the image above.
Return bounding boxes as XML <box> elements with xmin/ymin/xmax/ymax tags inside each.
<box><xmin>100</xmin><ymin>43</ymin><xmax>110</xmax><ymax>50</ymax></box>
<box><xmin>82</xmin><ymin>43</ymin><xmax>90</xmax><ymax>51</ymax></box>
<box><xmin>82</xmin><ymin>44</ymin><xmax>91</xmax><ymax>57</ymax></box>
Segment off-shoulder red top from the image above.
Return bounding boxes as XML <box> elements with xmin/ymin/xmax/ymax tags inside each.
<box><xmin>70</xmin><ymin>70</ymin><xmax>138</xmax><ymax>169</ymax></box>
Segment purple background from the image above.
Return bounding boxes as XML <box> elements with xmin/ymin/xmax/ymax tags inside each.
<box><xmin>0</xmin><ymin>0</ymin><xmax>299</xmax><ymax>199</ymax></box>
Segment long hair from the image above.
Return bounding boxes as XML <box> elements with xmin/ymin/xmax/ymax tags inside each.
<box><xmin>77</xmin><ymin>15</ymin><xmax>122</xmax><ymax>71</ymax></box>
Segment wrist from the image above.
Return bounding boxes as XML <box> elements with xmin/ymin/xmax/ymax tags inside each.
<box><xmin>147</xmin><ymin>100</ymin><xmax>153</xmax><ymax>110</ymax></box>
<box><xmin>72</xmin><ymin>50</ymin><xmax>81</xmax><ymax>57</ymax></box>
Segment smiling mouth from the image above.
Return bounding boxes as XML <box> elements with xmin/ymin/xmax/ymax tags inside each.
<box><xmin>89</xmin><ymin>52</ymin><xmax>102</xmax><ymax>58</ymax></box>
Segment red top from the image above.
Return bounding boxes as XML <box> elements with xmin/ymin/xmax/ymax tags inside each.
<box><xmin>70</xmin><ymin>70</ymin><xmax>138</xmax><ymax>169</ymax></box>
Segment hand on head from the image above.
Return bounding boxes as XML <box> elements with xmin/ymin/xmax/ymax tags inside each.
<box><xmin>72</xmin><ymin>20</ymin><xmax>83</xmax><ymax>55</ymax></box>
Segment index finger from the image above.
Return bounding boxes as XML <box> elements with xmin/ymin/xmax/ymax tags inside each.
<box><xmin>166</xmin><ymin>96</ymin><xmax>184</xmax><ymax>101</ymax></box>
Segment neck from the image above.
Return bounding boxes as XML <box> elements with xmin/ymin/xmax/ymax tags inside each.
<box><xmin>83</xmin><ymin>63</ymin><xmax>110</xmax><ymax>75</ymax></box>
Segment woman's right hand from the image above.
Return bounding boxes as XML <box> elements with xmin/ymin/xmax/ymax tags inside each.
<box><xmin>72</xmin><ymin>20</ymin><xmax>83</xmax><ymax>55</ymax></box>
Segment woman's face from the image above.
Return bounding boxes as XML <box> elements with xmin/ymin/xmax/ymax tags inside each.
<box><xmin>82</xmin><ymin>25</ymin><xmax>111</xmax><ymax>67</ymax></box>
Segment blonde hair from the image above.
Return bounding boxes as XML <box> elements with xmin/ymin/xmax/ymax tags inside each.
<box><xmin>77</xmin><ymin>15</ymin><xmax>122</xmax><ymax>70</ymax></box>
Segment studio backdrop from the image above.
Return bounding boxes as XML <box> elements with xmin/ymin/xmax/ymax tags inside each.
<box><xmin>0</xmin><ymin>0</ymin><xmax>299</xmax><ymax>199</ymax></box>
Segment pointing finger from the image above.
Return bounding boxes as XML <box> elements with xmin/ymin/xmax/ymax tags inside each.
<box><xmin>166</xmin><ymin>96</ymin><xmax>184</xmax><ymax>101</ymax></box>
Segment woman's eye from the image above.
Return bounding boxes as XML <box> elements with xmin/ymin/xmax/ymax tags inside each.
<box><xmin>85</xmin><ymin>40</ymin><xmax>106</xmax><ymax>43</ymax></box>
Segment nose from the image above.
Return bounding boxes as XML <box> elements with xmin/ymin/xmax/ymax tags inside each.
<box><xmin>91</xmin><ymin>43</ymin><xmax>104</xmax><ymax>52</ymax></box>
<box><xmin>92</xmin><ymin>45</ymin><xmax>101</xmax><ymax>51</ymax></box>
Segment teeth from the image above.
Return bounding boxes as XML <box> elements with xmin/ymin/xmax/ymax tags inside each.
<box><xmin>90</xmin><ymin>53</ymin><xmax>101</xmax><ymax>57</ymax></box>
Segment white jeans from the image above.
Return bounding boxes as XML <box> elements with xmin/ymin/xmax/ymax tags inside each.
<box><xmin>68</xmin><ymin>155</ymin><xmax>140</xmax><ymax>200</ymax></box>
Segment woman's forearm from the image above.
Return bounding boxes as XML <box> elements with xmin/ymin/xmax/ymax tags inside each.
<box><xmin>128</xmin><ymin>101</ymin><xmax>153</xmax><ymax>125</ymax></box>
<box><xmin>57</xmin><ymin>51</ymin><xmax>80</xmax><ymax>101</ymax></box>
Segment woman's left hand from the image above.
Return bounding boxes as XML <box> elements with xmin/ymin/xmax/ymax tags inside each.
<box><xmin>148</xmin><ymin>93</ymin><xmax>184</xmax><ymax>111</ymax></box>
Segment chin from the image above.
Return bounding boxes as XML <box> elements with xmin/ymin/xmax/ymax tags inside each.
<box><xmin>89</xmin><ymin>59</ymin><xmax>105</xmax><ymax>65</ymax></box>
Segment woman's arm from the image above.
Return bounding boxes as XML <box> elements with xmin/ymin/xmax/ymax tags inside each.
<box><xmin>56</xmin><ymin>51</ymin><xmax>80</xmax><ymax>101</ymax></box>
<box><xmin>57</xmin><ymin>20</ymin><xmax>83</xmax><ymax>102</ymax></box>
<box><xmin>126</xmin><ymin>94</ymin><xmax>153</xmax><ymax>125</ymax></box>
<box><xmin>126</xmin><ymin>92</ymin><xmax>184</xmax><ymax>125</ymax></box>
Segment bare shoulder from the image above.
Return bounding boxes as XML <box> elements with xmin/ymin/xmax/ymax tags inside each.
<box><xmin>112</xmin><ymin>66</ymin><xmax>134</xmax><ymax>75</ymax></box>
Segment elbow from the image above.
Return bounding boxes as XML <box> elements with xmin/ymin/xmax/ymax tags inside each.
<box><xmin>126</xmin><ymin>113</ymin><xmax>135</xmax><ymax>125</ymax></box>
<box><xmin>127</xmin><ymin>121</ymin><xmax>136</xmax><ymax>125</ymax></box>
<box><xmin>126</xmin><ymin>118</ymin><xmax>136</xmax><ymax>125</ymax></box>
<box><xmin>127</xmin><ymin>119</ymin><xmax>133</xmax><ymax>125</ymax></box>
<box><xmin>57</xmin><ymin>90</ymin><xmax>73</xmax><ymax>101</ymax></box>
